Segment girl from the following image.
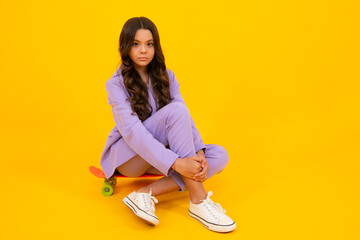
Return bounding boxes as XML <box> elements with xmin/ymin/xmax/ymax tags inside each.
<box><xmin>100</xmin><ymin>16</ymin><xmax>236</xmax><ymax>233</ymax></box>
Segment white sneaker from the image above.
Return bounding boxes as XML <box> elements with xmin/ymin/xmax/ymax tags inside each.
<box><xmin>122</xmin><ymin>188</ymin><xmax>159</xmax><ymax>226</ymax></box>
<box><xmin>189</xmin><ymin>191</ymin><xmax>236</xmax><ymax>232</ymax></box>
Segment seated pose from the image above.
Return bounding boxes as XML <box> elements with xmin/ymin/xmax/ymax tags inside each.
<box><xmin>99</xmin><ymin>16</ymin><xmax>236</xmax><ymax>233</ymax></box>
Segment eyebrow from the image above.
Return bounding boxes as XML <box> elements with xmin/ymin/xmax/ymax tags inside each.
<box><xmin>133</xmin><ymin>39</ymin><xmax>153</xmax><ymax>42</ymax></box>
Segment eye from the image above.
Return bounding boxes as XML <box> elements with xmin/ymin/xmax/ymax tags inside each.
<box><xmin>132</xmin><ymin>42</ymin><xmax>139</xmax><ymax>46</ymax></box>
<box><xmin>148</xmin><ymin>43</ymin><xmax>153</xmax><ymax>46</ymax></box>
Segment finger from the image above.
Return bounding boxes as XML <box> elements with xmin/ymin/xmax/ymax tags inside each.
<box><xmin>202</xmin><ymin>161</ymin><xmax>207</xmax><ymax>169</ymax></box>
<box><xmin>195</xmin><ymin>175</ymin><xmax>207</xmax><ymax>182</ymax></box>
<box><xmin>196</xmin><ymin>163</ymin><xmax>207</xmax><ymax>176</ymax></box>
<box><xmin>194</xmin><ymin>167</ymin><xmax>205</xmax><ymax>174</ymax></box>
<box><xmin>193</xmin><ymin>171</ymin><xmax>205</xmax><ymax>179</ymax></box>
<box><xmin>193</xmin><ymin>167</ymin><xmax>205</xmax><ymax>176</ymax></box>
<box><xmin>194</xmin><ymin>166</ymin><xmax>202</xmax><ymax>174</ymax></box>
<box><xmin>204</xmin><ymin>162</ymin><xmax>209</xmax><ymax>173</ymax></box>
<box><xmin>194</xmin><ymin>159</ymin><xmax>202</xmax><ymax>164</ymax></box>
<box><xmin>196</xmin><ymin>158</ymin><xmax>204</xmax><ymax>163</ymax></box>
<box><xmin>194</xmin><ymin>171</ymin><xmax>206</xmax><ymax>179</ymax></box>
<box><xmin>195</xmin><ymin>156</ymin><xmax>203</xmax><ymax>162</ymax></box>
<box><xmin>196</xmin><ymin>169</ymin><xmax>208</xmax><ymax>179</ymax></box>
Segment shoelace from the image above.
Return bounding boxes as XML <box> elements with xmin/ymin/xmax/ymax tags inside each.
<box><xmin>140</xmin><ymin>188</ymin><xmax>158</xmax><ymax>212</ymax></box>
<box><xmin>200</xmin><ymin>191</ymin><xmax>226</xmax><ymax>219</ymax></box>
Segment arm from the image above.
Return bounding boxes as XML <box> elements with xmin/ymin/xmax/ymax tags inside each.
<box><xmin>167</xmin><ymin>69</ymin><xmax>207</xmax><ymax>154</ymax></box>
<box><xmin>105</xmin><ymin>77</ymin><xmax>179</xmax><ymax>176</ymax></box>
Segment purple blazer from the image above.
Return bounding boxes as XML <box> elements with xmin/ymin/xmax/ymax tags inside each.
<box><xmin>100</xmin><ymin>68</ymin><xmax>206</xmax><ymax>179</ymax></box>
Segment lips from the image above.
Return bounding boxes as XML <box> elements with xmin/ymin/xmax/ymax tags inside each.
<box><xmin>139</xmin><ymin>58</ymin><xmax>148</xmax><ymax>60</ymax></box>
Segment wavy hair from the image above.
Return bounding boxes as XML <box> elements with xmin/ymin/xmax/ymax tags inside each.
<box><xmin>115</xmin><ymin>17</ymin><xmax>171</xmax><ymax>122</ymax></box>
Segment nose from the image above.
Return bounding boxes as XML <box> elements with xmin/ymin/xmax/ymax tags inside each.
<box><xmin>140</xmin><ymin>44</ymin><xmax>147</xmax><ymax>53</ymax></box>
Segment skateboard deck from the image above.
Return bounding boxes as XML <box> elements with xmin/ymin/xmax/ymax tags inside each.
<box><xmin>89</xmin><ymin>166</ymin><xmax>163</xmax><ymax>196</ymax></box>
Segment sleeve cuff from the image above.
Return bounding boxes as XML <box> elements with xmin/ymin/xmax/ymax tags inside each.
<box><xmin>195</xmin><ymin>142</ymin><xmax>207</xmax><ymax>154</ymax></box>
<box><xmin>163</xmin><ymin>151</ymin><xmax>180</xmax><ymax>177</ymax></box>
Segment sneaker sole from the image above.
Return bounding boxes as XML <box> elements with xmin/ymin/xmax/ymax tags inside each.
<box><xmin>122</xmin><ymin>197</ymin><xmax>159</xmax><ymax>226</ymax></box>
<box><xmin>189</xmin><ymin>210</ymin><xmax>236</xmax><ymax>233</ymax></box>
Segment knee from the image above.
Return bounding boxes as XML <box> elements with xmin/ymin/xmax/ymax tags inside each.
<box><xmin>213</xmin><ymin>145</ymin><xmax>229</xmax><ymax>172</ymax></box>
<box><xmin>165</xmin><ymin>102</ymin><xmax>190</xmax><ymax>118</ymax></box>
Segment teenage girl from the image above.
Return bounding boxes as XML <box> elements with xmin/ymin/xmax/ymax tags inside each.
<box><xmin>100</xmin><ymin>16</ymin><xmax>236</xmax><ymax>233</ymax></box>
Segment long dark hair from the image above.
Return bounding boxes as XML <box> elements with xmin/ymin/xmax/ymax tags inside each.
<box><xmin>115</xmin><ymin>17</ymin><xmax>171</xmax><ymax>122</ymax></box>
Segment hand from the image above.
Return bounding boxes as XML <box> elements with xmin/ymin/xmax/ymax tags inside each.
<box><xmin>193</xmin><ymin>152</ymin><xmax>209</xmax><ymax>182</ymax></box>
<box><xmin>171</xmin><ymin>156</ymin><xmax>203</xmax><ymax>179</ymax></box>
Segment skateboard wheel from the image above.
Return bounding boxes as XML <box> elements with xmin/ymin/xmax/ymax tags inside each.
<box><xmin>109</xmin><ymin>177</ymin><xmax>117</xmax><ymax>185</ymax></box>
<box><xmin>104</xmin><ymin>177</ymin><xmax>117</xmax><ymax>186</ymax></box>
<box><xmin>102</xmin><ymin>183</ymin><xmax>114</xmax><ymax>196</ymax></box>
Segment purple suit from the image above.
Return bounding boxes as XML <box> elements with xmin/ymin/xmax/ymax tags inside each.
<box><xmin>100</xmin><ymin>67</ymin><xmax>229</xmax><ymax>191</ymax></box>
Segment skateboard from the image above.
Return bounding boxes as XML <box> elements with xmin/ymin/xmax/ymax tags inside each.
<box><xmin>89</xmin><ymin>166</ymin><xmax>163</xmax><ymax>196</ymax></box>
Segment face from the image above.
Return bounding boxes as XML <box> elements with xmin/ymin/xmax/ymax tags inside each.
<box><xmin>129</xmin><ymin>29</ymin><xmax>155</xmax><ymax>71</ymax></box>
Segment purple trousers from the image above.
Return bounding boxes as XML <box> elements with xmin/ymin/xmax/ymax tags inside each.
<box><xmin>108</xmin><ymin>102</ymin><xmax>229</xmax><ymax>192</ymax></box>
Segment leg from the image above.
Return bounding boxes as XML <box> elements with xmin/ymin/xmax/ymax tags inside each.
<box><xmin>146</xmin><ymin>166</ymin><xmax>164</xmax><ymax>175</ymax></box>
<box><xmin>182</xmin><ymin>176</ymin><xmax>207</xmax><ymax>204</ymax></box>
<box><xmin>118</xmin><ymin>143</ymin><xmax>229</xmax><ymax>197</ymax></box>
<box><xmin>116</xmin><ymin>154</ymin><xmax>152</xmax><ymax>177</ymax></box>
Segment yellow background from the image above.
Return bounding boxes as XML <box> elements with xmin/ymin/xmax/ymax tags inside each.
<box><xmin>1</xmin><ymin>0</ymin><xmax>359</xmax><ymax>239</ymax></box>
